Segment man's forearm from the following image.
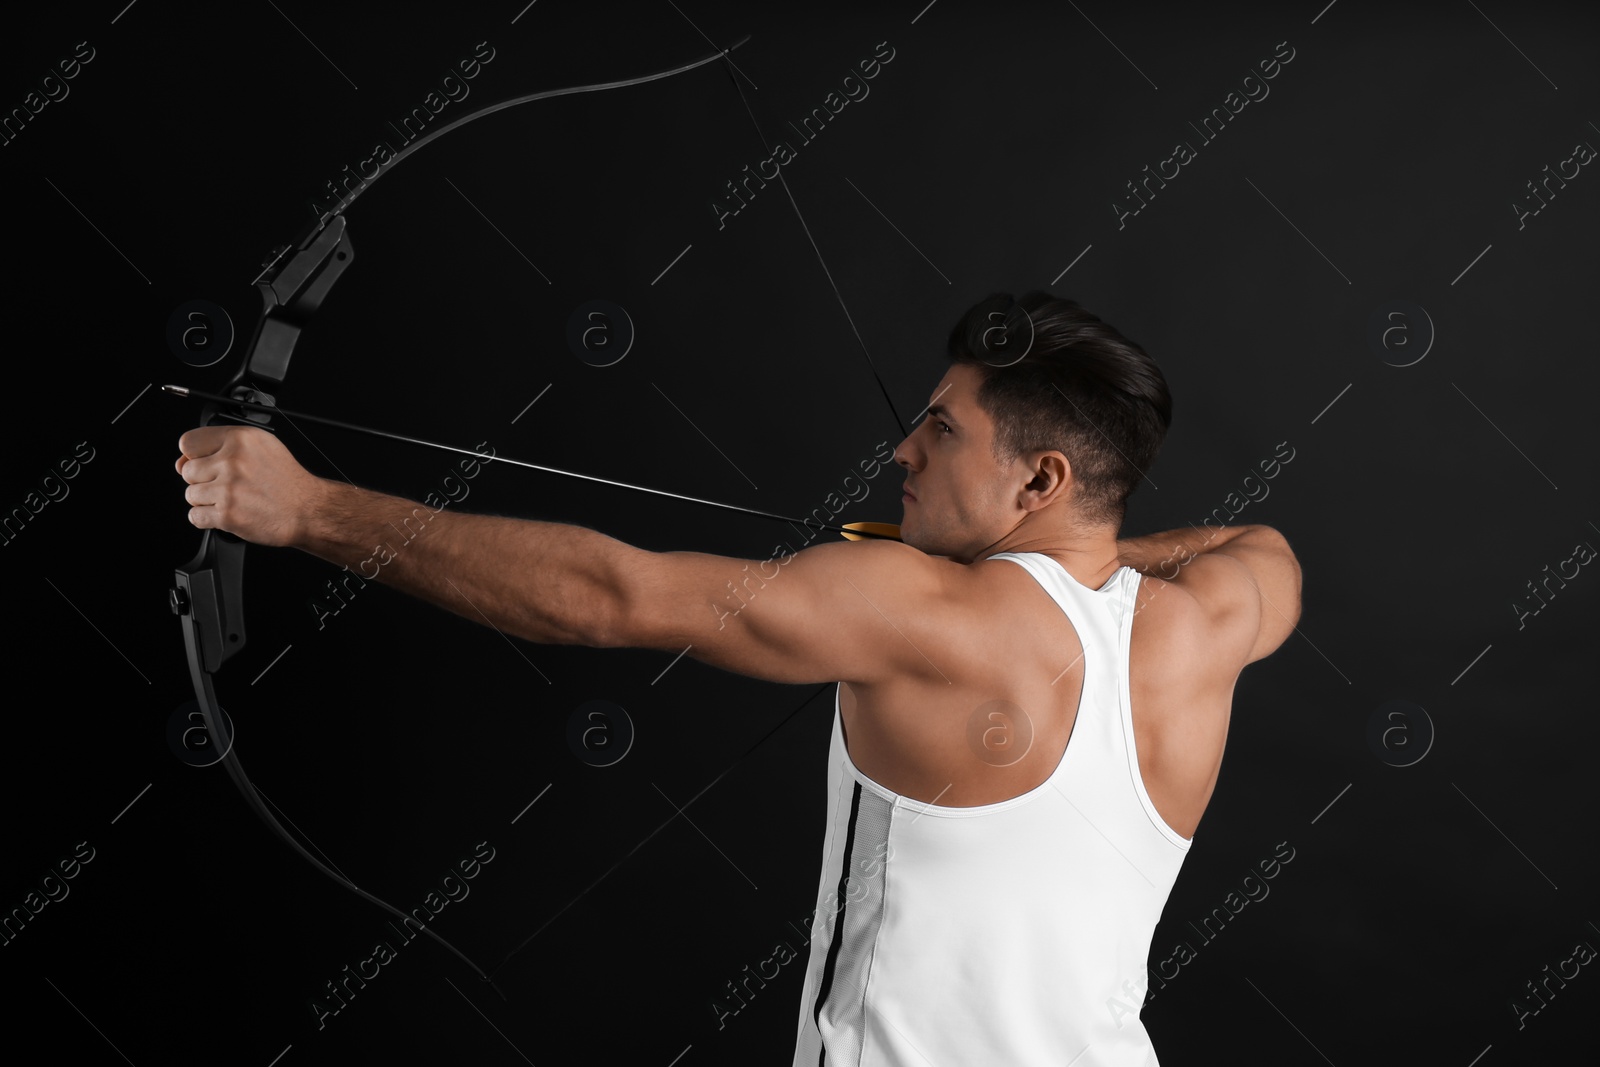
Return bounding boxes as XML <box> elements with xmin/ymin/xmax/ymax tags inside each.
<box><xmin>1116</xmin><ymin>523</ymin><xmax>1268</xmax><ymax>578</ymax></box>
<box><xmin>294</xmin><ymin>479</ymin><xmax>627</xmax><ymax>647</ymax></box>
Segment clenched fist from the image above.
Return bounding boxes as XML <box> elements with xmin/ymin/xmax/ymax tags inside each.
<box><xmin>176</xmin><ymin>426</ymin><xmax>327</xmax><ymax>547</ymax></box>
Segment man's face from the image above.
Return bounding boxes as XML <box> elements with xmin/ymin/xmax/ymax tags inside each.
<box><xmin>894</xmin><ymin>363</ymin><xmax>1020</xmax><ymax>562</ymax></box>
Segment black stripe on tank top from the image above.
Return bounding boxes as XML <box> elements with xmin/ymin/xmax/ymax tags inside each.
<box><xmin>812</xmin><ymin>781</ymin><xmax>864</xmax><ymax>1066</ymax></box>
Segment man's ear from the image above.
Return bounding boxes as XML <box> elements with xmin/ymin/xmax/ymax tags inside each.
<box><xmin>1024</xmin><ymin>452</ymin><xmax>1072</xmax><ymax>507</ymax></box>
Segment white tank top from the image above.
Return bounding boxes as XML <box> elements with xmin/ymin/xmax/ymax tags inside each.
<box><xmin>789</xmin><ymin>552</ymin><xmax>1193</xmax><ymax>1066</ymax></box>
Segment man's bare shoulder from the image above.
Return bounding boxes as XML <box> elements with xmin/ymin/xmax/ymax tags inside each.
<box><xmin>614</xmin><ymin>536</ymin><xmax>965</xmax><ymax>688</ymax></box>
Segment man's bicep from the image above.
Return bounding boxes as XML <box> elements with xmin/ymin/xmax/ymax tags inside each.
<box><xmin>611</xmin><ymin>540</ymin><xmax>937</xmax><ymax>686</ymax></box>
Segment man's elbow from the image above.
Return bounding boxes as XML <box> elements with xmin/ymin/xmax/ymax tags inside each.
<box><xmin>589</xmin><ymin>546</ymin><xmax>684</xmax><ymax>652</ymax></box>
<box><xmin>567</xmin><ymin>542</ymin><xmax>638</xmax><ymax>650</ymax></box>
<box><xmin>1233</xmin><ymin>526</ymin><xmax>1300</xmax><ymax>663</ymax></box>
<box><xmin>1275</xmin><ymin>528</ymin><xmax>1304</xmax><ymax>628</ymax></box>
<box><xmin>587</xmin><ymin>574</ymin><xmax>641</xmax><ymax>650</ymax></box>
<box><xmin>1261</xmin><ymin>525</ymin><xmax>1303</xmax><ymax>635</ymax></box>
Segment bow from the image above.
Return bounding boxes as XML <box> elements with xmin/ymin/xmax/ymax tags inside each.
<box><xmin>170</xmin><ymin>37</ymin><xmax>778</xmax><ymax>995</ymax></box>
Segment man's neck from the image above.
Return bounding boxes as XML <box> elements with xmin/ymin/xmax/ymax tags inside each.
<box><xmin>970</xmin><ymin>524</ymin><xmax>1122</xmax><ymax>587</ymax></box>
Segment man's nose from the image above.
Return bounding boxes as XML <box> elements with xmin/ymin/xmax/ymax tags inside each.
<box><xmin>893</xmin><ymin>437</ymin><xmax>916</xmax><ymax>469</ymax></box>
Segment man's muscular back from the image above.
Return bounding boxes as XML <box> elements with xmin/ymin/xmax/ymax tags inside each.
<box><xmin>836</xmin><ymin>550</ymin><xmax>1257</xmax><ymax>839</ymax></box>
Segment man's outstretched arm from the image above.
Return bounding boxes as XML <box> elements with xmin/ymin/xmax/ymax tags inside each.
<box><xmin>176</xmin><ymin>425</ymin><xmax>947</xmax><ymax>687</ymax></box>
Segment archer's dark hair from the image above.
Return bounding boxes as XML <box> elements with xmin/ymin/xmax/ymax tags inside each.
<box><xmin>946</xmin><ymin>292</ymin><xmax>1171</xmax><ymax>531</ymax></box>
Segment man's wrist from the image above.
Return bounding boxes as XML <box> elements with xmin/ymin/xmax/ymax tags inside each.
<box><xmin>293</xmin><ymin>478</ymin><xmax>450</xmax><ymax>580</ymax></box>
<box><xmin>290</xmin><ymin>476</ymin><xmax>346</xmax><ymax>557</ymax></box>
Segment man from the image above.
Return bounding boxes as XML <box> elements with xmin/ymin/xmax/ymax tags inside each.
<box><xmin>176</xmin><ymin>291</ymin><xmax>1301</xmax><ymax>1065</ymax></box>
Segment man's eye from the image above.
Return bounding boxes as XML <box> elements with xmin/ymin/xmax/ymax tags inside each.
<box><xmin>936</xmin><ymin>421</ymin><xmax>952</xmax><ymax>435</ymax></box>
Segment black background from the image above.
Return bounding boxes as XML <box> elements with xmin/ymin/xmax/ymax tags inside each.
<box><xmin>2</xmin><ymin>1</ymin><xmax>1596</xmax><ymax>1064</ymax></box>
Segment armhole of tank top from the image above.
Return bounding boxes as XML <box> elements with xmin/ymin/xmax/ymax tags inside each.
<box><xmin>1117</xmin><ymin>569</ymin><xmax>1194</xmax><ymax>851</ymax></box>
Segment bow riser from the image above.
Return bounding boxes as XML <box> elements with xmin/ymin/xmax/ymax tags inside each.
<box><xmin>239</xmin><ymin>217</ymin><xmax>356</xmax><ymax>392</ymax></box>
